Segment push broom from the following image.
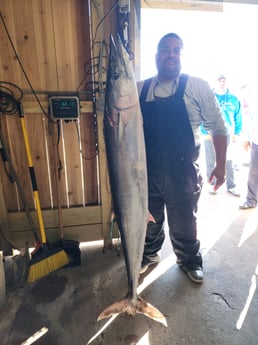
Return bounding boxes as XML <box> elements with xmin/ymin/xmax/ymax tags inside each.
<box><xmin>17</xmin><ymin>103</ymin><xmax>70</xmax><ymax>283</ymax></box>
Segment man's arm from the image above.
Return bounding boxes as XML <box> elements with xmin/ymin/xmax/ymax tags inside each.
<box><xmin>209</xmin><ymin>135</ymin><xmax>227</xmax><ymax>191</ymax></box>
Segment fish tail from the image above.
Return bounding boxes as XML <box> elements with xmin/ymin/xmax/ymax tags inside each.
<box><xmin>97</xmin><ymin>296</ymin><xmax>167</xmax><ymax>327</ymax></box>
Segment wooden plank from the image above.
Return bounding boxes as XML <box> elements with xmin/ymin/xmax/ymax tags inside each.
<box><xmin>51</xmin><ymin>0</ymin><xmax>91</xmax><ymax>91</ymax></box>
<box><xmin>0</xmin><ymin>117</ymin><xmax>19</xmax><ymax>211</ymax></box>
<box><xmin>9</xmin><ymin>0</ymin><xmax>45</xmax><ymax>90</ymax></box>
<box><xmin>0</xmin><ymin>0</ymin><xmax>58</xmax><ymax>90</ymax></box>
<box><xmin>48</xmin><ymin>121</ymin><xmax>67</xmax><ymax>208</ymax></box>
<box><xmin>31</xmin><ymin>0</ymin><xmax>59</xmax><ymax>90</ymax></box>
<box><xmin>11</xmin><ymin>224</ymin><xmax>107</xmax><ymax>248</ymax></box>
<box><xmin>22</xmin><ymin>101</ymin><xmax>92</xmax><ymax>114</ymax></box>
<box><xmin>7</xmin><ymin>204</ymin><xmax>108</xmax><ymax>248</ymax></box>
<box><xmin>0</xmin><ymin>1</ymin><xmax>24</xmax><ymax>86</ymax></box>
<box><xmin>0</xmin><ymin>0</ymin><xmax>91</xmax><ymax>91</ymax></box>
<box><xmin>24</xmin><ymin>112</ymin><xmax>52</xmax><ymax>209</ymax></box>
<box><xmin>14</xmin><ymin>0</ymin><xmax>40</xmax><ymax>87</ymax></box>
<box><xmin>6</xmin><ymin>114</ymin><xmax>34</xmax><ymax>210</ymax></box>
<box><xmin>62</xmin><ymin>120</ymin><xmax>84</xmax><ymax>206</ymax></box>
<box><xmin>8</xmin><ymin>205</ymin><xmax>102</xmax><ymax>231</ymax></box>
<box><xmin>141</xmin><ymin>0</ymin><xmax>223</xmax><ymax>11</ymax></box>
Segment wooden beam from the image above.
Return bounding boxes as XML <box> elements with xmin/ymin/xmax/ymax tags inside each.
<box><xmin>141</xmin><ymin>0</ymin><xmax>224</xmax><ymax>12</ymax></box>
<box><xmin>22</xmin><ymin>101</ymin><xmax>93</xmax><ymax>114</ymax></box>
<box><xmin>6</xmin><ymin>205</ymin><xmax>119</xmax><ymax>248</ymax></box>
<box><xmin>8</xmin><ymin>205</ymin><xmax>102</xmax><ymax>231</ymax></box>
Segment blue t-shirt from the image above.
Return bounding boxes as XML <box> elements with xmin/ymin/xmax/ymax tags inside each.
<box><xmin>201</xmin><ymin>89</ymin><xmax>242</xmax><ymax>136</ymax></box>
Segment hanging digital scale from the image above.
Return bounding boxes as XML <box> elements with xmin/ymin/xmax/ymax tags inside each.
<box><xmin>49</xmin><ymin>95</ymin><xmax>80</xmax><ymax>120</ymax></box>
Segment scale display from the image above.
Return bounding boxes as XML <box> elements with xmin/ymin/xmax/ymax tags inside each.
<box><xmin>49</xmin><ymin>96</ymin><xmax>80</xmax><ymax>120</ymax></box>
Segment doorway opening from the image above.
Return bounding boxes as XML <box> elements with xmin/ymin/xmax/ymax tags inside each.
<box><xmin>140</xmin><ymin>3</ymin><xmax>258</xmax><ymax>92</ymax></box>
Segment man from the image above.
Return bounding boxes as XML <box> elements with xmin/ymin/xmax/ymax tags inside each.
<box><xmin>239</xmin><ymin>84</ymin><xmax>258</xmax><ymax>209</ymax></box>
<box><xmin>137</xmin><ymin>33</ymin><xmax>227</xmax><ymax>283</ymax></box>
<box><xmin>202</xmin><ymin>75</ymin><xmax>242</xmax><ymax>196</ymax></box>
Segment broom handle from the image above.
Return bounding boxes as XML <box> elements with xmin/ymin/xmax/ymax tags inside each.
<box><xmin>18</xmin><ymin>104</ymin><xmax>47</xmax><ymax>244</ymax></box>
<box><xmin>0</xmin><ymin>128</ymin><xmax>41</xmax><ymax>244</ymax></box>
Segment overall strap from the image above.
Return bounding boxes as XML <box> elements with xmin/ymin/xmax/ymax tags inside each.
<box><xmin>139</xmin><ymin>77</ymin><xmax>153</xmax><ymax>104</ymax></box>
<box><xmin>174</xmin><ymin>73</ymin><xmax>189</xmax><ymax>98</ymax></box>
<box><xmin>140</xmin><ymin>75</ymin><xmax>188</xmax><ymax>102</ymax></box>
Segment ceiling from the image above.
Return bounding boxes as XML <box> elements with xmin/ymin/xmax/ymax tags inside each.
<box><xmin>141</xmin><ymin>0</ymin><xmax>258</xmax><ymax>12</ymax></box>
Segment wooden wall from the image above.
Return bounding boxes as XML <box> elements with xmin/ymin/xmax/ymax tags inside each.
<box><xmin>0</xmin><ymin>0</ymin><xmax>121</xmax><ymax>252</ymax></box>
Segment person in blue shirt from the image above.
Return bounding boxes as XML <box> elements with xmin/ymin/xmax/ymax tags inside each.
<box><xmin>201</xmin><ymin>74</ymin><xmax>242</xmax><ymax>196</ymax></box>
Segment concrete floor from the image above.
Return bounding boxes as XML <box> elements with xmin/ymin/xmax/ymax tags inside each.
<box><xmin>0</xmin><ymin>165</ymin><xmax>258</xmax><ymax>345</ymax></box>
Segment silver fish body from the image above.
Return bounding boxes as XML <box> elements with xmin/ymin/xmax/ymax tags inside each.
<box><xmin>98</xmin><ymin>34</ymin><xmax>167</xmax><ymax>327</ymax></box>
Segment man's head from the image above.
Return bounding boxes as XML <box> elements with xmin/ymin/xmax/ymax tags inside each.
<box><xmin>155</xmin><ymin>33</ymin><xmax>183</xmax><ymax>82</ymax></box>
<box><xmin>217</xmin><ymin>74</ymin><xmax>227</xmax><ymax>91</ymax></box>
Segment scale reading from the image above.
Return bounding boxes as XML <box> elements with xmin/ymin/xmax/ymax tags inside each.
<box><xmin>49</xmin><ymin>96</ymin><xmax>80</xmax><ymax>120</ymax></box>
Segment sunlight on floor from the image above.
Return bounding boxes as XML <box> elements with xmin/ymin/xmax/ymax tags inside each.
<box><xmin>79</xmin><ymin>240</ymin><xmax>104</xmax><ymax>248</ymax></box>
<box><xmin>238</xmin><ymin>208</ymin><xmax>258</xmax><ymax>247</ymax></box>
<box><xmin>136</xmin><ymin>331</ymin><xmax>150</xmax><ymax>345</ymax></box>
<box><xmin>21</xmin><ymin>327</ymin><xmax>48</xmax><ymax>345</ymax></box>
<box><xmin>137</xmin><ymin>254</ymin><xmax>176</xmax><ymax>294</ymax></box>
<box><xmin>87</xmin><ymin>314</ymin><xmax>118</xmax><ymax>344</ymax></box>
<box><xmin>198</xmin><ymin>192</ymin><xmax>241</xmax><ymax>255</ymax></box>
<box><xmin>236</xmin><ymin>264</ymin><xmax>257</xmax><ymax>330</ymax></box>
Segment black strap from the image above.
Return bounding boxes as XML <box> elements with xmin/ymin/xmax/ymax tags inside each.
<box><xmin>174</xmin><ymin>73</ymin><xmax>188</xmax><ymax>98</ymax></box>
<box><xmin>139</xmin><ymin>77</ymin><xmax>153</xmax><ymax>105</ymax></box>
<box><xmin>139</xmin><ymin>74</ymin><xmax>189</xmax><ymax>102</ymax></box>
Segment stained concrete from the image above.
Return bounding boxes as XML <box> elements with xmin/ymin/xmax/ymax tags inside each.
<box><xmin>0</xmin><ymin>165</ymin><xmax>257</xmax><ymax>345</ymax></box>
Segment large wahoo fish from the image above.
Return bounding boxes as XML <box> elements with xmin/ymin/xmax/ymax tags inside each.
<box><xmin>97</xmin><ymin>34</ymin><xmax>167</xmax><ymax>326</ymax></box>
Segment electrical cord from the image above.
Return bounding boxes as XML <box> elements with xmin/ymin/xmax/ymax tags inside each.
<box><xmin>0</xmin><ymin>81</ymin><xmax>23</xmax><ymax>115</ymax></box>
<box><xmin>0</xmin><ymin>11</ymin><xmax>49</xmax><ymax>120</ymax></box>
<box><xmin>0</xmin><ymin>82</ymin><xmax>24</xmax><ymax>181</ymax></box>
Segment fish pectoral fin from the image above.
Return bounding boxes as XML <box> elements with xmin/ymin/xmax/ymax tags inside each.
<box><xmin>97</xmin><ymin>296</ymin><xmax>167</xmax><ymax>327</ymax></box>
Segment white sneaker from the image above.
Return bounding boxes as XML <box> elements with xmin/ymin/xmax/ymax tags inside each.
<box><xmin>228</xmin><ymin>188</ymin><xmax>240</xmax><ymax>197</ymax></box>
<box><xmin>239</xmin><ymin>201</ymin><xmax>256</xmax><ymax>209</ymax></box>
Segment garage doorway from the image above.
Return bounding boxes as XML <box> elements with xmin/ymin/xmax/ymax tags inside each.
<box><xmin>140</xmin><ymin>2</ymin><xmax>258</xmax><ymax>92</ymax></box>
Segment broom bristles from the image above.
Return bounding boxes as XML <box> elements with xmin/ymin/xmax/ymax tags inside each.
<box><xmin>27</xmin><ymin>248</ymin><xmax>70</xmax><ymax>283</ymax></box>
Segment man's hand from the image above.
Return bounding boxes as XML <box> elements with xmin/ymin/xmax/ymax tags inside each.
<box><xmin>210</xmin><ymin>134</ymin><xmax>227</xmax><ymax>191</ymax></box>
<box><xmin>242</xmin><ymin>140</ymin><xmax>251</xmax><ymax>152</ymax></box>
<box><xmin>208</xmin><ymin>165</ymin><xmax>226</xmax><ymax>191</ymax></box>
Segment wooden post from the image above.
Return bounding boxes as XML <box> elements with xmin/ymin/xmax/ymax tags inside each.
<box><xmin>89</xmin><ymin>0</ymin><xmax>115</xmax><ymax>248</ymax></box>
<box><xmin>0</xmin><ymin>173</ymin><xmax>13</xmax><ymax>255</ymax></box>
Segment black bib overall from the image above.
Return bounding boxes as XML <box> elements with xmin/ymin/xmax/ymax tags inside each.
<box><xmin>140</xmin><ymin>74</ymin><xmax>203</xmax><ymax>267</ymax></box>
